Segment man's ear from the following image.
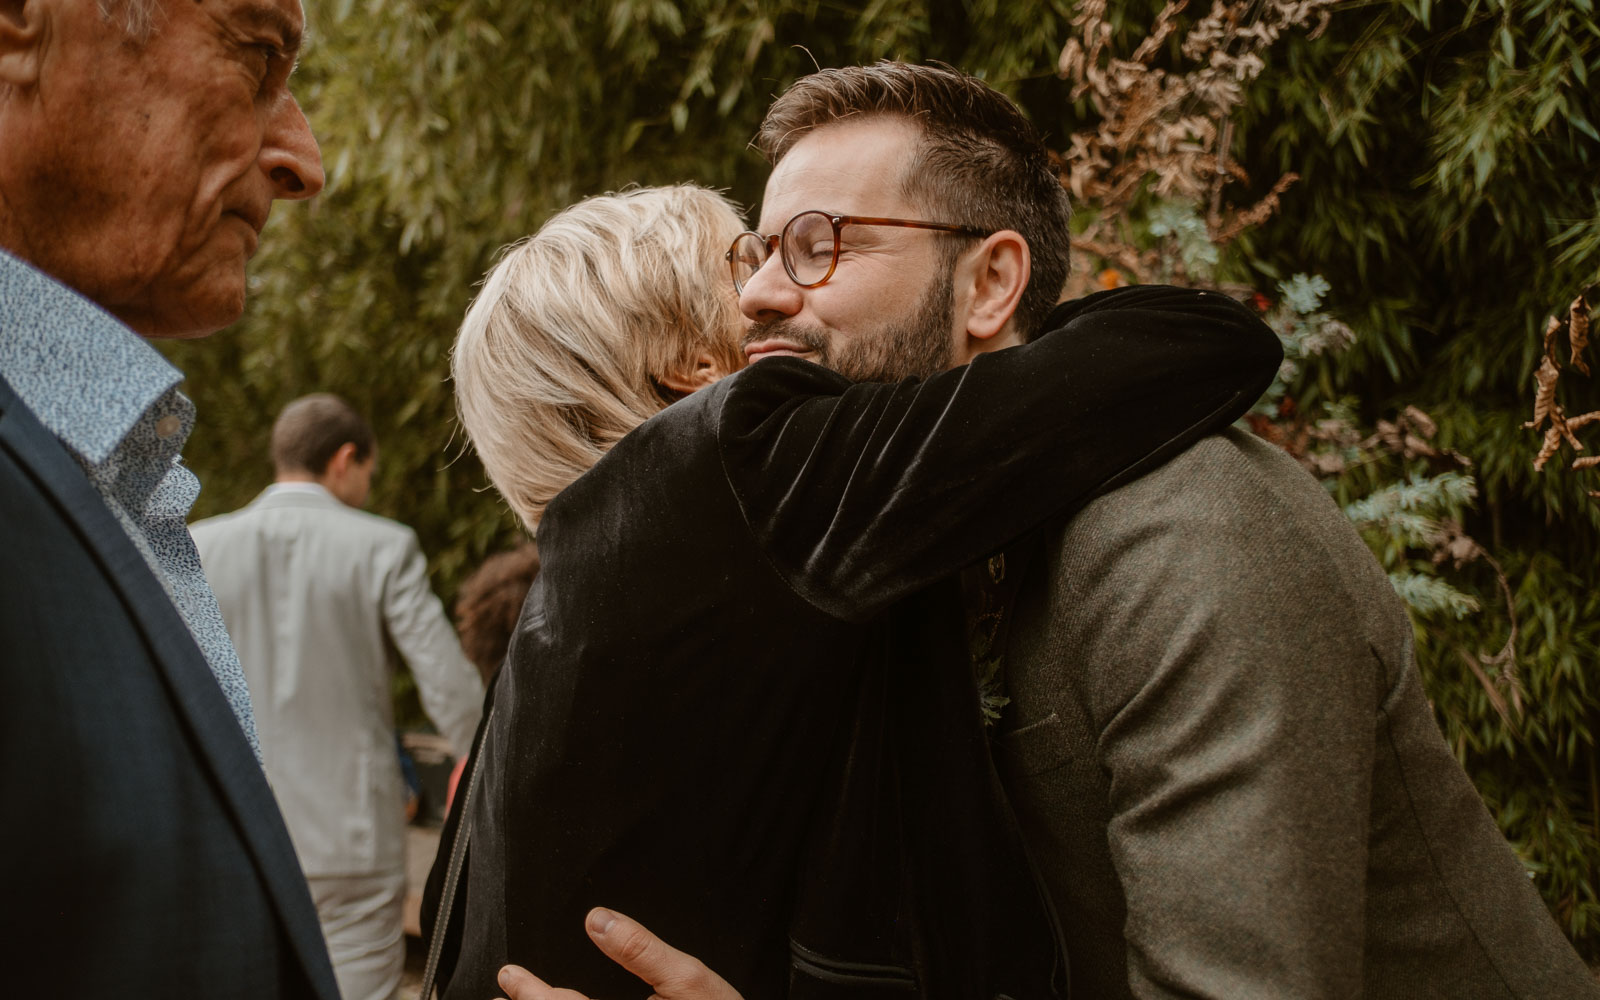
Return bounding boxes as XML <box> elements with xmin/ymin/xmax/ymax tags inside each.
<box><xmin>321</xmin><ymin>441</ymin><xmax>359</xmax><ymax>480</ymax></box>
<box><xmin>0</xmin><ymin>0</ymin><xmax>47</xmax><ymax>89</ymax></box>
<box><xmin>957</xmin><ymin>230</ymin><xmax>1030</xmax><ymax>344</ymax></box>
<box><xmin>657</xmin><ymin>351</ymin><xmax>732</xmax><ymax>398</ymax></box>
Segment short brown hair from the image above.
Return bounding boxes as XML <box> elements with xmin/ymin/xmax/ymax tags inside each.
<box><xmin>271</xmin><ymin>394</ymin><xmax>375</xmax><ymax>477</ymax></box>
<box><xmin>758</xmin><ymin>61</ymin><xmax>1071</xmax><ymax>339</ymax></box>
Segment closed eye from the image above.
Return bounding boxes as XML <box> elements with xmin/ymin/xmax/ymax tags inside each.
<box><xmin>244</xmin><ymin>41</ymin><xmax>286</xmax><ymax>81</ymax></box>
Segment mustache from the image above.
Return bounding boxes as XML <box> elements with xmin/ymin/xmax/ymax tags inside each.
<box><xmin>742</xmin><ymin>319</ymin><xmax>830</xmax><ymax>355</ymax></box>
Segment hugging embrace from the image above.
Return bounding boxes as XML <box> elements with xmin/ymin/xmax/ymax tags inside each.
<box><xmin>425</xmin><ymin>62</ymin><xmax>1594</xmax><ymax>1000</ymax></box>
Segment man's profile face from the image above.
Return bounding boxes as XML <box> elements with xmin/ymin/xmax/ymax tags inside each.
<box><xmin>738</xmin><ymin>117</ymin><xmax>959</xmax><ymax>383</ymax></box>
<box><xmin>12</xmin><ymin>0</ymin><xmax>324</xmax><ymax>339</ymax></box>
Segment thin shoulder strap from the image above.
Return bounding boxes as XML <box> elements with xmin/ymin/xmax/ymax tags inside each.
<box><xmin>420</xmin><ymin>703</ymin><xmax>495</xmax><ymax>1000</ymax></box>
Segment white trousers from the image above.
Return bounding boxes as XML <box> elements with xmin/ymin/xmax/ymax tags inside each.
<box><xmin>308</xmin><ymin>871</ymin><xmax>407</xmax><ymax>1000</ymax></box>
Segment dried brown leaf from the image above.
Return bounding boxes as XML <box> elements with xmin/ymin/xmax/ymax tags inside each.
<box><xmin>1309</xmin><ymin>417</ymin><xmax>1362</xmax><ymax>449</ymax></box>
<box><xmin>1534</xmin><ymin>426</ymin><xmax>1563</xmax><ymax>471</ymax></box>
<box><xmin>1571</xmin><ymin>295</ymin><xmax>1591</xmax><ymax>375</ymax></box>
<box><xmin>1461</xmin><ymin>651</ymin><xmax>1514</xmax><ymax>728</ymax></box>
<box><xmin>1305</xmin><ymin>451</ymin><xmax>1346</xmax><ymax>476</ymax></box>
<box><xmin>1408</xmin><ymin>436</ymin><xmax>1440</xmax><ymax>459</ymax></box>
<box><xmin>1059</xmin><ymin>0</ymin><xmax>1339</xmax><ymax>268</ymax></box>
<box><xmin>1529</xmin><ymin>356</ymin><xmax>1560</xmax><ymax>430</ymax></box>
<box><xmin>1476</xmin><ymin>549</ymin><xmax>1522</xmax><ymax>716</ymax></box>
<box><xmin>1058</xmin><ymin>38</ymin><xmax>1085</xmax><ymax>86</ymax></box>
<box><xmin>1365</xmin><ymin>409</ymin><xmax>1443</xmax><ymax>460</ymax></box>
<box><xmin>1445</xmin><ymin>534</ymin><xmax>1483</xmax><ymax>566</ymax></box>
<box><xmin>1401</xmin><ymin>405</ymin><xmax>1438</xmax><ymax>439</ymax></box>
<box><xmin>1212</xmin><ymin>173</ymin><xmax>1297</xmax><ymax>245</ymax></box>
<box><xmin>1559</xmin><ymin>413</ymin><xmax>1585</xmax><ymax>451</ymax></box>
<box><xmin>1544</xmin><ymin>314</ymin><xmax>1562</xmax><ymax>360</ymax></box>
<box><xmin>1306</xmin><ymin>6</ymin><xmax>1332</xmax><ymax>39</ymax></box>
<box><xmin>1069</xmin><ymin>236</ymin><xmax>1148</xmax><ymax>283</ymax></box>
<box><xmin>1431</xmin><ymin>519</ymin><xmax>1484</xmax><ymax>569</ymax></box>
<box><xmin>1131</xmin><ymin>0</ymin><xmax>1190</xmax><ymax>63</ymax></box>
<box><xmin>1244</xmin><ymin>412</ymin><xmax>1287</xmax><ymax>446</ymax></box>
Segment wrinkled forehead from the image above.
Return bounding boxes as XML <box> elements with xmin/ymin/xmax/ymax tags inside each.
<box><xmin>139</xmin><ymin>0</ymin><xmax>305</xmax><ymax>56</ymax></box>
<box><xmin>219</xmin><ymin>0</ymin><xmax>307</xmax><ymax>52</ymax></box>
<box><xmin>758</xmin><ymin>117</ymin><xmax>924</xmax><ymax>230</ymax></box>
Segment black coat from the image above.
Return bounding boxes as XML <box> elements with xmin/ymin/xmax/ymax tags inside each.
<box><xmin>0</xmin><ymin>377</ymin><xmax>341</xmax><ymax>999</ymax></box>
<box><xmin>429</xmin><ymin>287</ymin><xmax>1281</xmax><ymax>999</ymax></box>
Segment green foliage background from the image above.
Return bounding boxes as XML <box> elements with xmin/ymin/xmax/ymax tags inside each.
<box><xmin>163</xmin><ymin>0</ymin><xmax>1600</xmax><ymax>953</ymax></box>
<box><xmin>1230</xmin><ymin>0</ymin><xmax>1600</xmax><ymax>947</ymax></box>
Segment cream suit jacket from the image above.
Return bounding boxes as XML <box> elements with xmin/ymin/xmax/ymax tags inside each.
<box><xmin>192</xmin><ymin>483</ymin><xmax>483</xmax><ymax>877</ymax></box>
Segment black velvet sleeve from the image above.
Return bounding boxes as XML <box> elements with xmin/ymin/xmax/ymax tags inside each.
<box><xmin>715</xmin><ymin>284</ymin><xmax>1282</xmax><ymax>622</ymax></box>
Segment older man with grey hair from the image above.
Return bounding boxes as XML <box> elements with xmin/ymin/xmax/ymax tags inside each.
<box><xmin>0</xmin><ymin>0</ymin><xmax>339</xmax><ymax>994</ymax></box>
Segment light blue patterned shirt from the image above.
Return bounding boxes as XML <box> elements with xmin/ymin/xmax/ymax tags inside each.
<box><xmin>0</xmin><ymin>248</ymin><xmax>260</xmax><ymax>755</ymax></box>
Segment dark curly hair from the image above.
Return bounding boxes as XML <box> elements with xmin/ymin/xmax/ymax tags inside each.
<box><xmin>453</xmin><ymin>543</ymin><xmax>540</xmax><ymax>682</ymax></box>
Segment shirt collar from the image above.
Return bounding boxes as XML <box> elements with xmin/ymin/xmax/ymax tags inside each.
<box><xmin>0</xmin><ymin>247</ymin><xmax>185</xmax><ymax>465</ymax></box>
<box><xmin>262</xmin><ymin>481</ymin><xmax>336</xmax><ymax>500</ymax></box>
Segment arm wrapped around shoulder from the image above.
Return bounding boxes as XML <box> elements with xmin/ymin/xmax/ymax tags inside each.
<box><xmin>716</xmin><ymin>284</ymin><xmax>1283</xmax><ymax>621</ymax></box>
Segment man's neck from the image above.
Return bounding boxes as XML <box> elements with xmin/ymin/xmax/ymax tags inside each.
<box><xmin>954</xmin><ymin>326</ymin><xmax>1026</xmax><ymax>367</ymax></box>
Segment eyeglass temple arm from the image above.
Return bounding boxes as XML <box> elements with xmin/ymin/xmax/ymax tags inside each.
<box><xmin>831</xmin><ymin>215</ymin><xmax>992</xmax><ymax>237</ymax></box>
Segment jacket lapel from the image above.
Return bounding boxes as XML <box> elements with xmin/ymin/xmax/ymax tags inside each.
<box><xmin>0</xmin><ymin>378</ymin><xmax>340</xmax><ymax>1000</ymax></box>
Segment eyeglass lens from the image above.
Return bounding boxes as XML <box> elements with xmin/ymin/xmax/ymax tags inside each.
<box><xmin>729</xmin><ymin>211</ymin><xmax>840</xmax><ymax>293</ymax></box>
<box><xmin>782</xmin><ymin>212</ymin><xmax>839</xmax><ymax>286</ymax></box>
<box><xmin>729</xmin><ymin>233</ymin><xmax>768</xmax><ymax>293</ymax></box>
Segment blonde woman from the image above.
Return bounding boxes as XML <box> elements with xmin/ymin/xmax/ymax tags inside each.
<box><xmin>432</xmin><ymin>183</ymin><xmax>1280</xmax><ymax>998</ymax></box>
<box><xmin>453</xmin><ymin>185</ymin><xmax>748</xmax><ymax>533</ymax></box>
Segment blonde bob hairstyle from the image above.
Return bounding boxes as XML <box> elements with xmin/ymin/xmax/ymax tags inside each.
<box><xmin>453</xmin><ymin>185</ymin><xmax>747</xmax><ymax>533</ymax></box>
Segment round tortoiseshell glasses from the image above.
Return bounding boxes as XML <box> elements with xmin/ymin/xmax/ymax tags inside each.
<box><xmin>726</xmin><ymin>210</ymin><xmax>992</xmax><ymax>293</ymax></box>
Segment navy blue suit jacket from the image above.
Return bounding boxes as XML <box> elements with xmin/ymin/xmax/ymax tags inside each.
<box><xmin>0</xmin><ymin>376</ymin><xmax>340</xmax><ymax>999</ymax></box>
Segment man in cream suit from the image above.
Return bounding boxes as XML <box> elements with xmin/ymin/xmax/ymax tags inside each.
<box><xmin>193</xmin><ymin>393</ymin><xmax>484</xmax><ymax>1000</ymax></box>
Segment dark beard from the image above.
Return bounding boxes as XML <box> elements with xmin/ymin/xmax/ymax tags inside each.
<box><xmin>742</xmin><ymin>275</ymin><xmax>956</xmax><ymax>383</ymax></box>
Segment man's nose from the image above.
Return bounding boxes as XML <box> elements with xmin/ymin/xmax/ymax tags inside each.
<box><xmin>738</xmin><ymin>253</ymin><xmax>804</xmax><ymax>323</ymax></box>
<box><xmin>262</xmin><ymin>93</ymin><xmax>326</xmax><ymax>201</ymax></box>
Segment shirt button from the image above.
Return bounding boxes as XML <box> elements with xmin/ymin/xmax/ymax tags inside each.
<box><xmin>155</xmin><ymin>414</ymin><xmax>182</xmax><ymax>439</ymax></box>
